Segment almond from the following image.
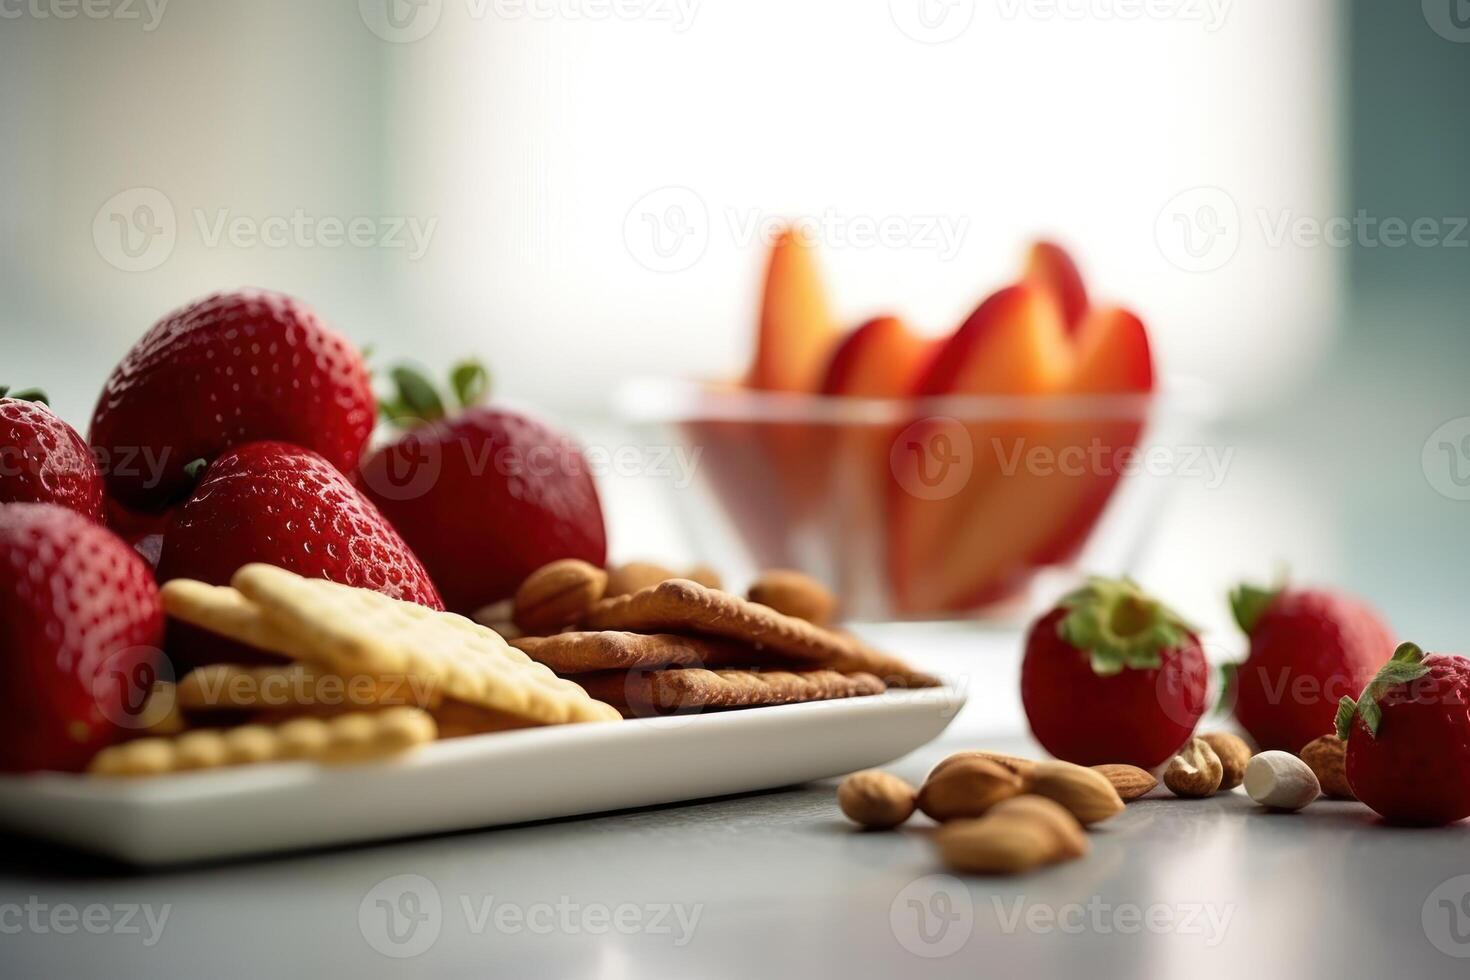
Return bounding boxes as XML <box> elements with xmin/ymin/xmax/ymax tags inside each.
<box><xmin>917</xmin><ymin>757</ymin><xmax>1024</xmax><ymax>821</ymax></box>
<box><xmin>1163</xmin><ymin>737</ymin><xmax>1223</xmax><ymax>798</ymax></box>
<box><xmin>1091</xmin><ymin>763</ymin><xmax>1158</xmax><ymax>802</ymax></box>
<box><xmin>933</xmin><ymin>796</ymin><xmax>1087</xmax><ymax>875</ymax></box>
<box><xmin>747</xmin><ymin>569</ymin><xmax>837</xmax><ymax>626</ymax></box>
<box><xmin>837</xmin><ymin>770</ymin><xmax>916</xmax><ymax>830</ymax></box>
<box><xmin>1200</xmin><ymin>731</ymin><xmax>1251</xmax><ymax>791</ymax></box>
<box><xmin>513</xmin><ymin>559</ymin><xmax>608</xmax><ymax>635</ymax></box>
<box><xmin>1299</xmin><ymin>735</ymin><xmax>1353</xmax><ymax>799</ymax></box>
<box><xmin>604</xmin><ymin>561</ymin><xmax>679</xmax><ymax>598</ymax></box>
<box><xmin>685</xmin><ymin>564</ymin><xmax>723</xmax><ymax>590</ymax></box>
<box><xmin>1028</xmin><ymin>760</ymin><xmax>1125</xmax><ymax>825</ymax></box>
<box><xmin>929</xmin><ymin>750</ymin><xmax>1037</xmax><ymax>783</ymax></box>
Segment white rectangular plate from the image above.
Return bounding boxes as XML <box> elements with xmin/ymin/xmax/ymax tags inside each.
<box><xmin>0</xmin><ymin>687</ymin><xmax>964</xmax><ymax>866</ymax></box>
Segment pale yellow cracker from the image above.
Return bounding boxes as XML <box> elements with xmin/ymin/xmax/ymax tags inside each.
<box><xmin>231</xmin><ymin>564</ymin><xmax>621</xmax><ymax>725</ymax></box>
<box><xmin>87</xmin><ymin>707</ymin><xmax>437</xmax><ymax>777</ymax></box>
<box><xmin>159</xmin><ymin>579</ymin><xmax>296</xmax><ymax>658</ymax></box>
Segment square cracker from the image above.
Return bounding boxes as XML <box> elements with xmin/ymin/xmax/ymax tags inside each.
<box><xmin>231</xmin><ymin>564</ymin><xmax>621</xmax><ymax>725</ymax></box>
<box><xmin>581</xmin><ymin>579</ymin><xmax>938</xmax><ymax>688</ymax></box>
<box><xmin>574</xmin><ymin>668</ymin><xmax>886</xmax><ymax>716</ymax></box>
<box><xmin>161</xmin><ymin>579</ymin><xmax>298</xmax><ymax>657</ymax></box>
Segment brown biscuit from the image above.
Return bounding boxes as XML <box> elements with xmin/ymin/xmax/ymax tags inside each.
<box><xmin>581</xmin><ymin>580</ymin><xmax>938</xmax><ymax>688</ymax></box>
<box><xmin>575</xmin><ymin>668</ymin><xmax>886</xmax><ymax>716</ymax></box>
<box><xmin>512</xmin><ymin>632</ymin><xmax>775</xmax><ymax>674</ymax></box>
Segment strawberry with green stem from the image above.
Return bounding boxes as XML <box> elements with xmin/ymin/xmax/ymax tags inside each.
<box><xmin>1336</xmin><ymin>642</ymin><xmax>1470</xmax><ymax>826</ymax></box>
<box><xmin>360</xmin><ymin>362</ymin><xmax>607</xmax><ymax>615</ymax></box>
<box><xmin>1021</xmin><ymin>577</ymin><xmax>1209</xmax><ymax>768</ymax></box>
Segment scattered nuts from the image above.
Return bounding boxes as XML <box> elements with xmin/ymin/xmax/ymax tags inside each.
<box><xmin>513</xmin><ymin>560</ymin><xmax>608</xmax><ymax>635</ymax></box>
<box><xmin>933</xmin><ymin>796</ymin><xmax>1087</xmax><ymax>875</ymax></box>
<box><xmin>929</xmin><ymin>750</ymin><xmax>1037</xmax><ymax>783</ymax></box>
<box><xmin>1200</xmin><ymin>732</ymin><xmax>1252</xmax><ymax>791</ymax></box>
<box><xmin>1299</xmin><ymin>735</ymin><xmax>1353</xmax><ymax>799</ymax></box>
<box><xmin>1091</xmin><ymin>764</ymin><xmax>1158</xmax><ymax>802</ymax></box>
<box><xmin>837</xmin><ymin>770</ymin><xmax>917</xmax><ymax>830</ymax></box>
<box><xmin>604</xmin><ymin>561</ymin><xmax>679</xmax><ymax>598</ymax></box>
<box><xmin>1163</xmin><ymin>737</ymin><xmax>1223</xmax><ymax>798</ymax></box>
<box><xmin>1028</xmin><ymin>761</ymin><xmax>1125</xmax><ymax>825</ymax></box>
<box><xmin>747</xmin><ymin>570</ymin><xmax>837</xmax><ymax>626</ymax></box>
<box><xmin>917</xmin><ymin>757</ymin><xmax>1024</xmax><ymax>821</ymax></box>
<box><xmin>1244</xmin><ymin>750</ymin><xmax>1320</xmax><ymax>811</ymax></box>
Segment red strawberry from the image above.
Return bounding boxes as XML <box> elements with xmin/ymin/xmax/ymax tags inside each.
<box><xmin>1337</xmin><ymin>643</ymin><xmax>1470</xmax><ymax>826</ymax></box>
<box><xmin>359</xmin><ymin>364</ymin><xmax>606</xmax><ymax>613</ymax></box>
<box><xmin>89</xmin><ymin>290</ymin><xmax>375</xmax><ymax>512</ymax></box>
<box><xmin>1020</xmin><ymin>577</ymin><xmax>1208</xmax><ymax>768</ymax></box>
<box><xmin>0</xmin><ymin>389</ymin><xmax>104</xmax><ymax>522</ymax></box>
<box><xmin>0</xmin><ymin>502</ymin><xmax>164</xmax><ymax>772</ymax></box>
<box><xmin>1229</xmin><ymin>582</ymin><xmax>1392</xmax><ymax>751</ymax></box>
<box><xmin>156</xmin><ymin>441</ymin><xmax>443</xmax><ymax>667</ymax></box>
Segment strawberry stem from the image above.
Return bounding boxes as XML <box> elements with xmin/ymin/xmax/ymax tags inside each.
<box><xmin>380</xmin><ymin>360</ymin><xmax>491</xmax><ymax>428</ymax></box>
<box><xmin>1335</xmin><ymin>641</ymin><xmax>1428</xmax><ymax>740</ymax></box>
<box><xmin>0</xmin><ymin>386</ymin><xmax>49</xmax><ymax>405</ymax></box>
<box><xmin>1229</xmin><ymin>580</ymin><xmax>1281</xmax><ymax>634</ymax></box>
<box><xmin>1057</xmin><ymin>577</ymin><xmax>1195</xmax><ymax>676</ymax></box>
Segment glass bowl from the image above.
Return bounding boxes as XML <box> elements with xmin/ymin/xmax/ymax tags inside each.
<box><xmin>614</xmin><ymin>378</ymin><xmax>1216</xmax><ymax>624</ymax></box>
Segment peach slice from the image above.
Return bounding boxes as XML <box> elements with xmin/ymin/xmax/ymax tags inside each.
<box><xmin>748</xmin><ymin>227</ymin><xmax>839</xmax><ymax>392</ymax></box>
<box><xmin>887</xmin><ymin>285</ymin><xmax>1073</xmax><ymax>612</ymax></box>
<box><xmin>1025</xmin><ymin>240</ymin><xmax>1089</xmax><ymax>334</ymax></box>
<box><xmin>819</xmin><ymin>316</ymin><xmax>936</xmax><ymax>398</ymax></box>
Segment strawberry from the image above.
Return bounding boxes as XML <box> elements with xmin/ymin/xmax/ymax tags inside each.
<box><xmin>359</xmin><ymin>364</ymin><xmax>607</xmax><ymax>613</ymax></box>
<box><xmin>0</xmin><ymin>503</ymin><xmax>164</xmax><ymax>772</ymax></box>
<box><xmin>1229</xmin><ymin>582</ymin><xmax>1392</xmax><ymax>751</ymax></box>
<box><xmin>89</xmin><ymin>289</ymin><xmax>376</xmax><ymax>512</ymax></box>
<box><xmin>156</xmin><ymin>441</ymin><xmax>443</xmax><ymax>667</ymax></box>
<box><xmin>1021</xmin><ymin>577</ymin><xmax>1208</xmax><ymax>768</ymax></box>
<box><xmin>1337</xmin><ymin>643</ymin><xmax>1470</xmax><ymax>826</ymax></box>
<box><xmin>0</xmin><ymin>388</ymin><xmax>104</xmax><ymax>522</ymax></box>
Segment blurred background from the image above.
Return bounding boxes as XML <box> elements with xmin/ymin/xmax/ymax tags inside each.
<box><xmin>2</xmin><ymin>0</ymin><xmax>1466</xmax><ymax>644</ymax></box>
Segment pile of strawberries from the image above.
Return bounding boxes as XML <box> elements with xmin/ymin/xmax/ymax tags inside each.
<box><xmin>1021</xmin><ymin>576</ymin><xmax>1470</xmax><ymax>825</ymax></box>
<box><xmin>0</xmin><ymin>289</ymin><xmax>607</xmax><ymax>773</ymax></box>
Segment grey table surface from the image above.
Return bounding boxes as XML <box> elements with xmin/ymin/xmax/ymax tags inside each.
<box><xmin>2</xmin><ymin>631</ymin><xmax>1468</xmax><ymax>980</ymax></box>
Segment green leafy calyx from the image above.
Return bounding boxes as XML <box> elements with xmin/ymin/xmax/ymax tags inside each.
<box><xmin>1229</xmin><ymin>580</ymin><xmax>1282</xmax><ymax>635</ymax></box>
<box><xmin>0</xmin><ymin>386</ymin><xmax>50</xmax><ymax>405</ymax></box>
<box><xmin>1058</xmin><ymin>577</ymin><xmax>1196</xmax><ymax>676</ymax></box>
<box><xmin>1335</xmin><ymin>642</ymin><xmax>1428</xmax><ymax>741</ymax></box>
<box><xmin>379</xmin><ymin>360</ymin><xmax>491</xmax><ymax>428</ymax></box>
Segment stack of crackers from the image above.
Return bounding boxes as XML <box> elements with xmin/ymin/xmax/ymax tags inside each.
<box><xmin>87</xmin><ymin>560</ymin><xmax>935</xmax><ymax>778</ymax></box>
<box><xmin>89</xmin><ymin>564</ymin><xmax>621</xmax><ymax>777</ymax></box>
<box><xmin>500</xmin><ymin>562</ymin><xmax>938</xmax><ymax>719</ymax></box>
